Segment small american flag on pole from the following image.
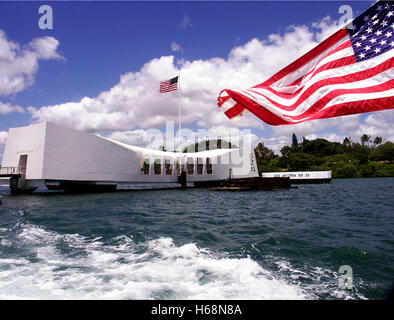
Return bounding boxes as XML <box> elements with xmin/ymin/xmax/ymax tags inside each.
<box><xmin>160</xmin><ymin>76</ymin><xmax>179</xmax><ymax>93</ymax></box>
<box><xmin>217</xmin><ymin>1</ymin><xmax>394</xmax><ymax>125</ymax></box>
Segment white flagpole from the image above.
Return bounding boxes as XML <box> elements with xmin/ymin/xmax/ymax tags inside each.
<box><xmin>178</xmin><ymin>73</ymin><xmax>182</xmax><ymax>172</ymax></box>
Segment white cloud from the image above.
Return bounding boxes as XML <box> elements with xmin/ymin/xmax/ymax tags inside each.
<box><xmin>30</xmin><ymin>18</ymin><xmax>342</xmax><ymax>132</ymax></box>
<box><xmin>262</xmin><ymin>114</ymin><xmax>364</xmax><ymax>154</ymax></box>
<box><xmin>260</xmin><ymin>135</ymin><xmax>291</xmax><ymax>155</ymax></box>
<box><xmin>171</xmin><ymin>41</ymin><xmax>182</xmax><ymax>53</ymax></box>
<box><xmin>0</xmin><ymin>101</ymin><xmax>24</xmax><ymax>114</ymax></box>
<box><xmin>0</xmin><ymin>131</ymin><xmax>7</xmax><ymax>145</ymax></box>
<box><xmin>355</xmin><ymin>110</ymin><xmax>394</xmax><ymax>142</ymax></box>
<box><xmin>28</xmin><ymin>36</ymin><xmax>63</xmax><ymax>60</ymax></box>
<box><xmin>0</xmin><ymin>131</ymin><xmax>7</xmax><ymax>158</ymax></box>
<box><xmin>312</xmin><ymin>16</ymin><xmax>343</xmax><ymax>42</ymax></box>
<box><xmin>105</xmin><ymin>128</ymin><xmax>165</xmax><ymax>150</ymax></box>
<box><xmin>178</xmin><ymin>14</ymin><xmax>192</xmax><ymax>29</ymax></box>
<box><xmin>272</xmin><ymin>114</ymin><xmax>361</xmax><ymax>141</ymax></box>
<box><xmin>104</xmin><ymin>123</ymin><xmax>259</xmax><ymax>153</ymax></box>
<box><xmin>0</xmin><ymin>30</ymin><xmax>63</xmax><ymax>97</ymax></box>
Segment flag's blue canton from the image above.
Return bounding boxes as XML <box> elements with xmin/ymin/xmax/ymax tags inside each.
<box><xmin>348</xmin><ymin>1</ymin><xmax>394</xmax><ymax>62</ymax></box>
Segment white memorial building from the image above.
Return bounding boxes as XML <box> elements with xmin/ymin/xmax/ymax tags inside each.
<box><xmin>0</xmin><ymin>122</ymin><xmax>258</xmax><ymax>193</ymax></box>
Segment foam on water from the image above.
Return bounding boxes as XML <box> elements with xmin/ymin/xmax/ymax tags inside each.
<box><xmin>271</xmin><ymin>259</ymin><xmax>367</xmax><ymax>300</ymax></box>
<box><xmin>0</xmin><ymin>222</ymin><xmax>309</xmax><ymax>300</ymax></box>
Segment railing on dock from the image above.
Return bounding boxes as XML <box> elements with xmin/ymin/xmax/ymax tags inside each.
<box><xmin>0</xmin><ymin>166</ymin><xmax>22</xmax><ymax>175</ymax></box>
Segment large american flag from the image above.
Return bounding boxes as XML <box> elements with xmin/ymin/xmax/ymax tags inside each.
<box><xmin>217</xmin><ymin>1</ymin><xmax>394</xmax><ymax>125</ymax></box>
<box><xmin>159</xmin><ymin>76</ymin><xmax>179</xmax><ymax>93</ymax></box>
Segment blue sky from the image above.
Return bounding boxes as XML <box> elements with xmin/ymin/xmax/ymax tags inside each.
<box><xmin>0</xmin><ymin>1</ymin><xmax>393</xmax><ymax>157</ymax></box>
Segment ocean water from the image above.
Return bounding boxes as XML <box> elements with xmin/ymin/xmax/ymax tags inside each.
<box><xmin>0</xmin><ymin>178</ymin><xmax>393</xmax><ymax>300</ymax></box>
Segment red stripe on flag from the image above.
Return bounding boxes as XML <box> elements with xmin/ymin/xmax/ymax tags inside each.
<box><xmin>290</xmin><ymin>79</ymin><xmax>394</xmax><ymax>121</ymax></box>
<box><xmin>223</xmin><ymin>90</ymin><xmax>287</xmax><ymax>124</ymax></box>
<box><xmin>160</xmin><ymin>77</ymin><xmax>178</xmax><ymax>93</ymax></box>
<box><xmin>305</xmin><ymin>55</ymin><xmax>357</xmax><ymax>82</ymax></box>
<box><xmin>243</xmin><ymin>54</ymin><xmax>357</xmax><ymax>102</ymax></box>
<box><xmin>245</xmin><ymin>56</ymin><xmax>393</xmax><ymax>113</ymax></box>
<box><xmin>221</xmin><ymin>88</ymin><xmax>394</xmax><ymax>125</ymax></box>
<box><xmin>324</xmin><ymin>39</ymin><xmax>353</xmax><ymax>56</ymax></box>
<box><xmin>308</xmin><ymin>96</ymin><xmax>394</xmax><ymax>122</ymax></box>
<box><xmin>224</xmin><ymin>102</ymin><xmax>245</xmax><ymax>119</ymax></box>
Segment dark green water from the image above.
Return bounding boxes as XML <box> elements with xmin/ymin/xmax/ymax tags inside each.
<box><xmin>0</xmin><ymin>178</ymin><xmax>393</xmax><ymax>299</ymax></box>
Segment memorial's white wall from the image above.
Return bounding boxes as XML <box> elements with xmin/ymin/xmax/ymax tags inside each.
<box><xmin>1</xmin><ymin>122</ymin><xmax>259</xmax><ymax>184</ymax></box>
<box><xmin>0</xmin><ymin>122</ymin><xmax>46</xmax><ymax>180</ymax></box>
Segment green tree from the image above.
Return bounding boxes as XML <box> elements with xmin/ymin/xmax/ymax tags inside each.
<box><xmin>279</xmin><ymin>145</ymin><xmax>292</xmax><ymax>169</ymax></box>
<box><xmin>350</xmin><ymin>144</ymin><xmax>370</xmax><ymax>164</ymax></box>
<box><xmin>332</xmin><ymin>161</ymin><xmax>359</xmax><ymax>178</ymax></box>
<box><xmin>255</xmin><ymin>142</ymin><xmax>275</xmax><ymax>160</ymax></box>
<box><xmin>287</xmin><ymin>152</ymin><xmax>315</xmax><ymax>171</ymax></box>
<box><xmin>361</xmin><ymin>134</ymin><xmax>371</xmax><ymax>147</ymax></box>
<box><xmin>255</xmin><ymin>142</ymin><xmax>278</xmax><ymax>173</ymax></box>
<box><xmin>369</xmin><ymin>141</ymin><xmax>394</xmax><ymax>162</ymax></box>
<box><xmin>301</xmin><ymin>138</ymin><xmax>343</xmax><ymax>157</ymax></box>
<box><xmin>373</xmin><ymin>136</ymin><xmax>383</xmax><ymax>146</ymax></box>
<box><xmin>250</xmin><ymin>134</ymin><xmax>393</xmax><ymax>178</ymax></box>
<box><xmin>342</xmin><ymin>137</ymin><xmax>352</xmax><ymax>152</ymax></box>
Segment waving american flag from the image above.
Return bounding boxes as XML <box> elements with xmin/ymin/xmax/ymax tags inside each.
<box><xmin>159</xmin><ymin>76</ymin><xmax>179</xmax><ymax>93</ymax></box>
<box><xmin>217</xmin><ymin>1</ymin><xmax>394</xmax><ymax>125</ymax></box>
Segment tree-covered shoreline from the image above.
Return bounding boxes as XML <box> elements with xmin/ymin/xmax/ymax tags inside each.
<box><xmin>255</xmin><ymin>134</ymin><xmax>394</xmax><ymax>178</ymax></box>
<box><xmin>179</xmin><ymin>135</ymin><xmax>394</xmax><ymax>179</ymax></box>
